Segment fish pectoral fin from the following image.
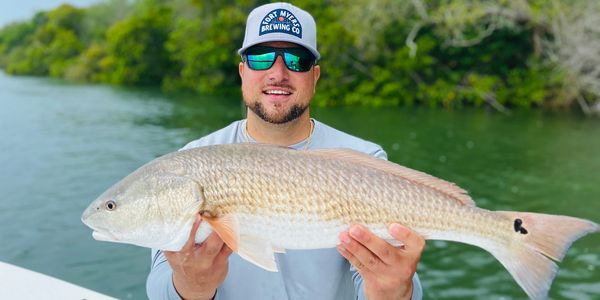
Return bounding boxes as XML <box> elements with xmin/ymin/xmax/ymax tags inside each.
<box><xmin>204</xmin><ymin>214</ymin><xmax>240</xmax><ymax>252</ymax></box>
<box><xmin>237</xmin><ymin>235</ymin><xmax>280</xmax><ymax>272</ymax></box>
<box><xmin>203</xmin><ymin>216</ymin><xmax>281</xmax><ymax>272</ymax></box>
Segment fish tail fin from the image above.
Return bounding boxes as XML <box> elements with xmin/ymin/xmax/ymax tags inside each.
<box><xmin>492</xmin><ymin>211</ymin><xmax>599</xmax><ymax>299</ymax></box>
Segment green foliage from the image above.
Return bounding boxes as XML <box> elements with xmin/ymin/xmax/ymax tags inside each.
<box><xmin>163</xmin><ymin>3</ymin><xmax>249</xmax><ymax>94</ymax></box>
<box><xmin>98</xmin><ymin>4</ymin><xmax>173</xmax><ymax>85</ymax></box>
<box><xmin>64</xmin><ymin>43</ymin><xmax>106</xmax><ymax>82</ymax></box>
<box><xmin>80</xmin><ymin>0</ymin><xmax>133</xmax><ymax>44</ymax></box>
<box><xmin>0</xmin><ymin>21</ymin><xmax>36</xmax><ymax>58</ymax></box>
<box><xmin>3</xmin><ymin>25</ymin><xmax>82</xmax><ymax>76</ymax></box>
<box><xmin>0</xmin><ymin>0</ymin><xmax>586</xmax><ymax>110</ymax></box>
<box><xmin>1</xmin><ymin>4</ymin><xmax>83</xmax><ymax>76</ymax></box>
<box><xmin>46</xmin><ymin>4</ymin><xmax>84</xmax><ymax>35</ymax></box>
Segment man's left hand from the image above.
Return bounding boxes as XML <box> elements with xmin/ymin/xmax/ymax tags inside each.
<box><xmin>337</xmin><ymin>223</ymin><xmax>425</xmax><ymax>300</ymax></box>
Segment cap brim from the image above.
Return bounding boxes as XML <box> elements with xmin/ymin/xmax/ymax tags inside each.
<box><xmin>238</xmin><ymin>33</ymin><xmax>320</xmax><ymax>60</ymax></box>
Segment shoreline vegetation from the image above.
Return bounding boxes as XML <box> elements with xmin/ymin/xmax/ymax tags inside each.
<box><xmin>1</xmin><ymin>0</ymin><xmax>599</xmax><ymax>115</ymax></box>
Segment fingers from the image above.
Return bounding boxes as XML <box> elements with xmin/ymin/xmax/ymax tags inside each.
<box><xmin>181</xmin><ymin>214</ymin><xmax>203</xmax><ymax>251</ymax></box>
<box><xmin>213</xmin><ymin>243</ymin><xmax>233</xmax><ymax>268</ymax></box>
<box><xmin>338</xmin><ymin>224</ymin><xmax>424</xmax><ymax>299</ymax></box>
<box><xmin>389</xmin><ymin>223</ymin><xmax>425</xmax><ymax>260</ymax></box>
<box><xmin>195</xmin><ymin>232</ymin><xmax>230</xmax><ymax>269</ymax></box>
<box><xmin>338</xmin><ymin>230</ymin><xmax>382</xmax><ymax>274</ymax></box>
<box><xmin>348</xmin><ymin>224</ymin><xmax>395</xmax><ymax>265</ymax></box>
<box><xmin>198</xmin><ymin>232</ymin><xmax>225</xmax><ymax>258</ymax></box>
<box><xmin>337</xmin><ymin>240</ymin><xmax>373</xmax><ymax>276</ymax></box>
<box><xmin>166</xmin><ymin>231</ymin><xmax>230</xmax><ymax>271</ymax></box>
<box><xmin>337</xmin><ymin>224</ymin><xmax>425</xmax><ymax>271</ymax></box>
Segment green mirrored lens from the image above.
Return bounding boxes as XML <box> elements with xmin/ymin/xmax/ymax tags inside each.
<box><xmin>283</xmin><ymin>47</ymin><xmax>314</xmax><ymax>72</ymax></box>
<box><xmin>283</xmin><ymin>53</ymin><xmax>304</xmax><ymax>72</ymax></box>
<box><xmin>245</xmin><ymin>47</ymin><xmax>314</xmax><ymax>72</ymax></box>
<box><xmin>247</xmin><ymin>52</ymin><xmax>276</xmax><ymax>70</ymax></box>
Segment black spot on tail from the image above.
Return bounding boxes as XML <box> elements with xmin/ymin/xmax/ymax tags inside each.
<box><xmin>514</xmin><ymin>218</ymin><xmax>528</xmax><ymax>235</ymax></box>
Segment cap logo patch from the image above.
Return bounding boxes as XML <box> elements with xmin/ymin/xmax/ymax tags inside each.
<box><xmin>259</xmin><ymin>9</ymin><xmax>302</xmax><ymax>38</ymax></box>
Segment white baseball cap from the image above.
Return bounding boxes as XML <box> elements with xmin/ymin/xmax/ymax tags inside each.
<box><xmin>238</xmin><ymin>2</ymin><xmax>320</xmax><ymax>60</ymax></box>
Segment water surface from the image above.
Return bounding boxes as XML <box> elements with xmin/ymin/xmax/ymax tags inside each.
<box><xmin>0</xmin><ymin>71</ymin><xmax>598</xmax><ymax>299</ymax></box>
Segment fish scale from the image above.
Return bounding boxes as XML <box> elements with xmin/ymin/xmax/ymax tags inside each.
<box><xmin>82</xmin><ymin>143</ymin><xmax>599</xmax><ymax>300</ymax></box>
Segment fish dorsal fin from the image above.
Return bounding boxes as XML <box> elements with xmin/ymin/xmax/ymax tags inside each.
<box><xmin>308</xmin><ymin>149</ymin><xmax>475</xmax><ymax>206</ymax></box>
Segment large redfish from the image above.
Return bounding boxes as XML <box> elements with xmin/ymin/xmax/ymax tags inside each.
<box><xmin>81</xmin><ymin>143</ymin><xmax>599</xmax><ymax>299</ymax></box>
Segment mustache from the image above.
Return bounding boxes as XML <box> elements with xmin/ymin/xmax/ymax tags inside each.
<box><xmin>263</xmin><ymin>82</ymin><xmax>295</xmax><ymax>91</ymax></box>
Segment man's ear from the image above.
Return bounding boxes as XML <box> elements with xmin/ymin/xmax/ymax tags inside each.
<box><xmin>239</xmin><ymin>62</ymin><xmax>245</xmax><ymax>79</ymax></box>
<box><xmin>313</xmin><ymin>65</ymin><xmax>321</xmax><ymax>87</ymax></box>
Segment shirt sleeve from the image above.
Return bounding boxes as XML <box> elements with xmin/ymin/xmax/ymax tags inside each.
<box><xmin>371</xmin><ymin>147</ymin><xmax>388</xmax><ymax>160</ymax></box>
<box><xmin>146</xmin><ymin>249</ymin><xmax>182</xmax><ymax>300</ymax></box>
<box><xmin>352</xmin><ymin>267</ymin><xmax>423</xmax><ymax>300</ymax></box>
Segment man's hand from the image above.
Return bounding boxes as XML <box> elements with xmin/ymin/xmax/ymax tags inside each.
<box><xmin>337</xmin><ymin>223</ymin><xmax>425</xmax><ymax>300</ymax></box>
<box><xmin>164</xmin><ymin>215</ymin><xmax>233</xmax><ymax>300</ymax></box>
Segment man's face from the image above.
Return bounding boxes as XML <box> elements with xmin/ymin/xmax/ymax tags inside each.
<box><xmin>239</xmin><ymin>41</ymin><xmax>320</xmax><ymax>124</ymax></box>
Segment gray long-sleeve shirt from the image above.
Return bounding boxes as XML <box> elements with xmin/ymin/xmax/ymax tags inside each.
<box><xmin>146</xmin><ymin>119</ymin><xmax>422</xmax><ymax>300</ymax></box>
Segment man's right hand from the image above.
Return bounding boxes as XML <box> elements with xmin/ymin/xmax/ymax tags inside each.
<box><xmin>164</xmin><ymin>214</ymin><xmax>232</xmax><ymax>300</ymax></box>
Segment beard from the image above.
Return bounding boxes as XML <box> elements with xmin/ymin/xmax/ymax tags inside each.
<box><xmin>246</xmin><ymin>101</ymin><xmax>309</xmax><ymax>124</ymax></box>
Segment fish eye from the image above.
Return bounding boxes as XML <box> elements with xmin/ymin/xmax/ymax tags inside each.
<box><xmin>105</xmin><ymin>200</ymin><xmax>117</xmax><ymax>211</ymax></box>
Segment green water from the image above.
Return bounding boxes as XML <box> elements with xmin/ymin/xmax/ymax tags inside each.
<box><xmin>1</xmin><ymin>71</ymin><xmax>599</xmax><ymax>299</ymax></box>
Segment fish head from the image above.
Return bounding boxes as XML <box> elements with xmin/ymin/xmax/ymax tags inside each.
<box><xmin>81</xmin><ymin>168</ymin><xmax>205</xmax><ymax>251</ymax></box>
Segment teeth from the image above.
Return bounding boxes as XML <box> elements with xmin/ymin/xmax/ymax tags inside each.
<box><xmin>265</xmin><ymin>90</ymin><xmax>291</xmax><ymax>95</ymax></box>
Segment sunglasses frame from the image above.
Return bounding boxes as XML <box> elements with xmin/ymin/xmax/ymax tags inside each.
<box><xmin>242</xmin><ymin>46</ymin><xmax>317</xmax><ymax>72</ymax></box>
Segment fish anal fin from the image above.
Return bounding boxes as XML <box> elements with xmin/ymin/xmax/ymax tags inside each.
<box><xmin>237</xmin><ymin>235</ymin><xmax>279</xmax><ymax>272</ymax></box>
<box><xmin>203</xmin><ymin>215</ymin><xmax>239</xmax><ymax>252</ymax></box>
<box><xmin>308</xmin><ymin>149</ymin><xmax>475</xmax><ymax>206</ymax></box>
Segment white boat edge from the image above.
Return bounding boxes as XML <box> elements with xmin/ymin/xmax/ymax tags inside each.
<box><xmin>0</xmin><ymin>261</ymin><xmax>118</xmax><ymax>300</ymax></box>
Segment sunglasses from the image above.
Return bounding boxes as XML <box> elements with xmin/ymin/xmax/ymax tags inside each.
<box><xmin>242</xmin><ymin>46</ymin><xmax>316</xmax><ymax>72</ymax></box>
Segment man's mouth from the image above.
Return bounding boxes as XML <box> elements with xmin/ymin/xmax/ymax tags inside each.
<box><xmin>263</xmin><ymin>89</ymin><xmax>292</xmax><ymax>96</ymax></box>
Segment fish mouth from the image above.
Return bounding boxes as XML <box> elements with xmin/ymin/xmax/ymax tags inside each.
<box><xmin>82</xmin><ymin>217</ymin><xmax>119</xmax><ymax>242</ymax></box>
<box><xmin>92</xmin><ymin>230</ymin><xmax>119</xmax><ymax>242</ymax></box>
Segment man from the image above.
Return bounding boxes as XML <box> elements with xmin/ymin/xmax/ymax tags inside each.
<box><xmin>147</xmin><ymin>3</ymin><xmax>424</xmax><ymax>300</ymax></box>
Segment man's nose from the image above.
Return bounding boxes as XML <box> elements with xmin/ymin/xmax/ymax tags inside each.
<box><xmin>267</xmin><ymin>55</ymin><xmax>289</xmax><ymax>81</ymax></box>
